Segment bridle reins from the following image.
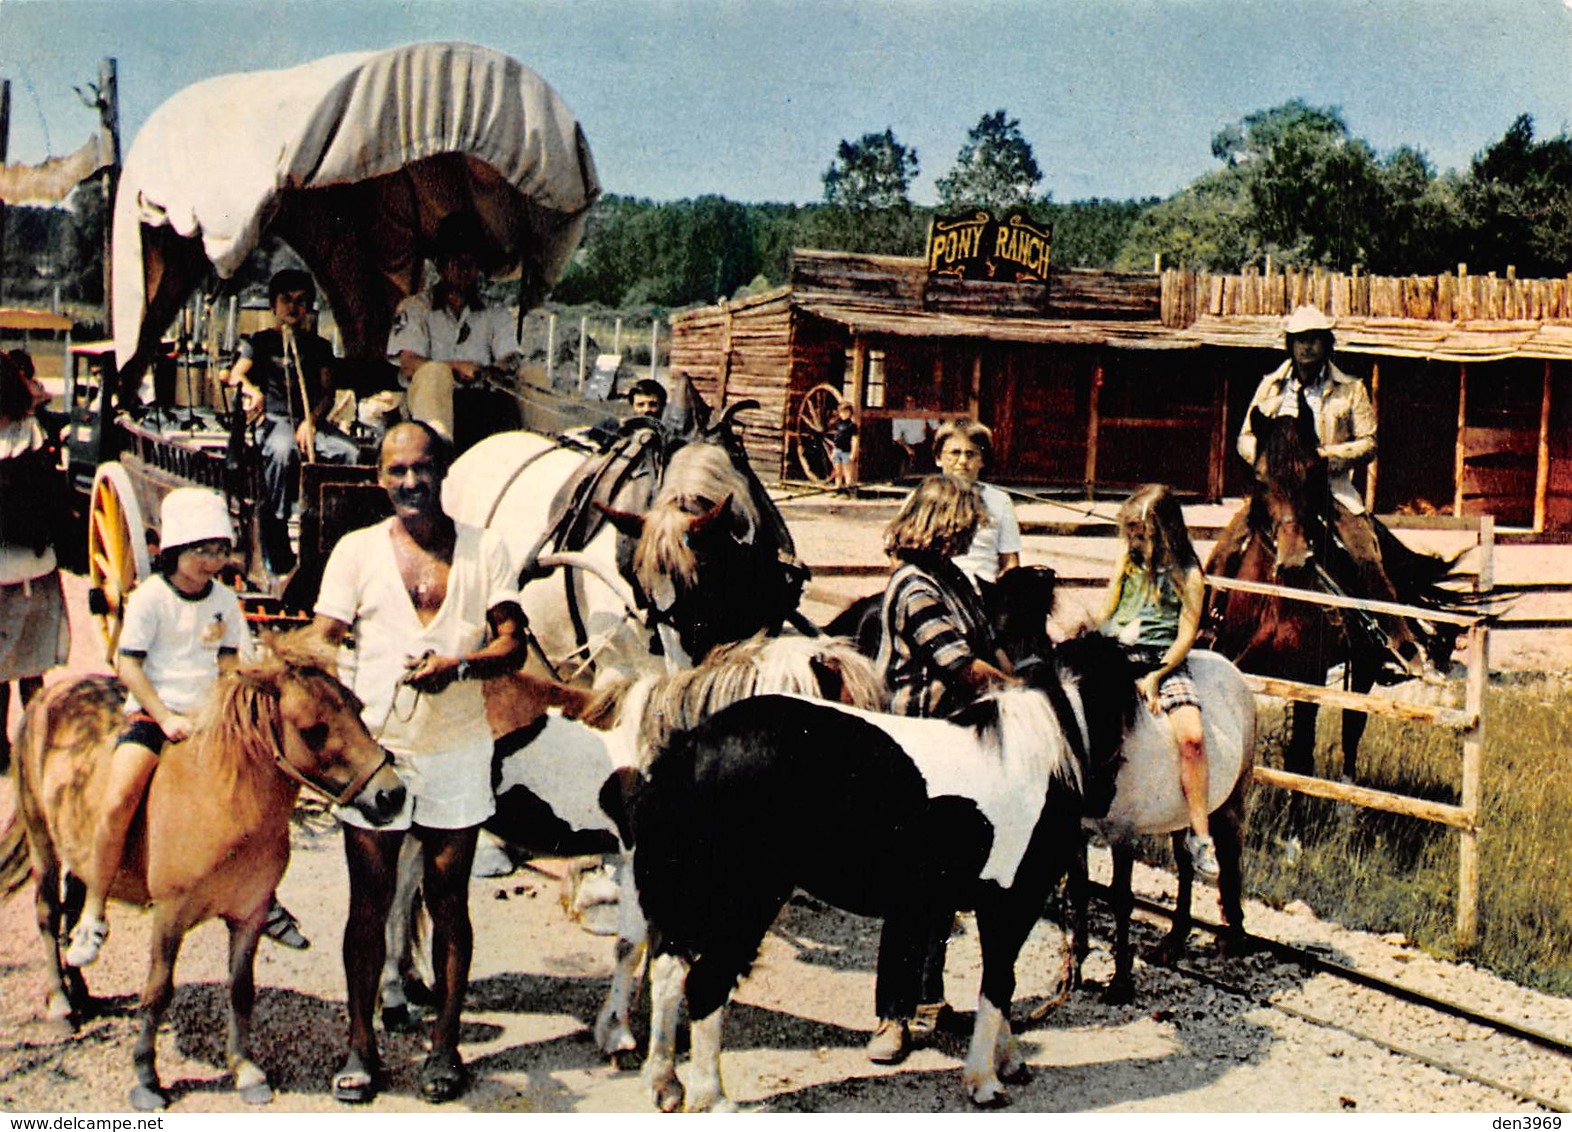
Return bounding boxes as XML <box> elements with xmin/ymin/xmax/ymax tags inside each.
<box><xmin>263</xmin><ymin>687</ymin><xmax>395</xmax><ymax>809</ymax></box>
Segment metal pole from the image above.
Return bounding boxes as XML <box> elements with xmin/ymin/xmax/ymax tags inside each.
<box><xmin>577</xmin><ymin>315</ymin><xmax>588</xmax><ymax>395</ymax></box>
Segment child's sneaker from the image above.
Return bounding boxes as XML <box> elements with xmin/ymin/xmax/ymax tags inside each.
<box><xmin>1185</xmin><ymin>832</ymin><xmax>1221</xmax><ymax>880</ymax></box>
<box><xmin>65</xmin><ymin>917</ymin><xmax>109</xmax><ymax>968</ymax></box>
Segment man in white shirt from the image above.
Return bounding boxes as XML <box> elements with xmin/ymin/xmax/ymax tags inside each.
<box><xmin>312</xmin><ymin>422</ymin><xmax>527</xmax><ymax>1105</ymax></box>
<box><xmin>389</xmin><ymin>213</ymin><xmax>523</xmax><ymax>446</ymax></box>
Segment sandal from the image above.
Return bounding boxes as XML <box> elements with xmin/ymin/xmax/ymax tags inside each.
<box><xmin>331</xmin><ymin>1053</ymin><xmax>379</xmax><ymax>1105</ymax></box>
<box><xmin>264</xmin><ymin>898</ymin><xmax>310</xmax><ymax>950</ymax></box>
<box><xmin>419</xmin><ymin>1049</ymin><xmax>468</xmax><ymax>1104</ymax></box>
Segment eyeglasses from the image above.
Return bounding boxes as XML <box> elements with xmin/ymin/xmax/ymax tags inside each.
<box><xmin>185</xmin><ymin>542</ymin><xmax>232</xmax><ymax>558</ymax></box>
<box><xmin>940</xmin><ymin>447</ymin><xmax>984</xmax><ymax>462</ymax></box>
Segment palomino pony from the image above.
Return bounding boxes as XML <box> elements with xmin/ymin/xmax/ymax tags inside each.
<box><xmin>618</xmin><ymin>650</ymin><xmax>1143</xmax><ymax>1110</ymax></box>
<box><xmin>1202</xmin><ymin>405</ymin><xmax>1468</xmax><ymax>780</ymax></box>
<box><xmin>0</xmin><ymin>633</ymin><xmax>405</xmax><ymax>1111</ymax></box>
<box><xmin>376</xmin><ymin>633</ymin><xmax>885</xmax><ymax>1056</ymax></box>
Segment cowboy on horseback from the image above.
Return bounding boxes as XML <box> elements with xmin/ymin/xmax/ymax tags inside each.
<box><xmin>1214</xmin><ymin>304</ymin><xmax>1440</xmax><ymax>682</ymax></box>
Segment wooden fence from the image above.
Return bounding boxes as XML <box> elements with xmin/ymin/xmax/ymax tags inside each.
<box><xmin>1162</xmin><ymin>263</ymin><xmax>1572</xmax><ymax>327</ymax></box>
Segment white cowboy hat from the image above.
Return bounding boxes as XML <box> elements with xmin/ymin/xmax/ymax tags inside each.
<box><xmin>160</xmin><ymin>487</ymin><xmax>235</xmax><ymax>550</ymax></box>
<box><xmin>1284</xmin><ymin>304</ymin><xmax>1336</xmax><ymax>336</ymax></box>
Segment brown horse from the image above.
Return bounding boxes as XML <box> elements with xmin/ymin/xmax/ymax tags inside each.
<box><xmin>1202</xmin><ymin>405</ymin><xmax>1467</xmax><ymax>780</ymax></box>
<box><xmin>0</xmin><ymin>632</ymin><xmax>406</xmax><ymax>1112</ymax></box>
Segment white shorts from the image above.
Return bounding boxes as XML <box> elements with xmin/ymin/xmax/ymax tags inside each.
<box><xmin>336</xmin><ymin>737</ymin><xmax>495</xmax><ymax>832</ymax></box>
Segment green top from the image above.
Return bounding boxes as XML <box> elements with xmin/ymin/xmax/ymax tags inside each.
<box><xmin>1105</xmin><ymin>564</ymin><xmax>1183</xmax><ymax>649</ymax></box>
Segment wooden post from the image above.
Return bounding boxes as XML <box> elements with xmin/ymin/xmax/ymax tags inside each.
<box><xmin>1208</xmin><ymin>369</ymin><xmax>1229</xmax><ymax>501</ymax></box>
<box><xmin>1457</xmin><ymin>617</ymin><xmax>1488</xmax><ymax>950</ymax></box>
<box><xmin>1453</xmin><ymin>363</ymin><xmax>1468</xmax><ymax>516</ymax></box>
<box><xmin>97</xmin><ymin>59</ymin><xmax>120</xmax><ymax>327</ymax></box>
<box><xmin>1084</xmin><ymin>359</ymin><xmax>1103</xmax><ymax>497</ymax></box>
<box><xmin>545</xmin><ymin>313</ymin><xmax>556</xmax><ymax>386</ymax></box>
<box><xmin>1535</xmin><ymin>359</ymin><xmax>1552</xmax><ymax>532</ymax></box>
<box><xmin>577</xmin><ymin>315</ymin><xmax>588</xmax><ymax>395</ymax></box>
<box><xmin>0</xmin><ymin>79</ymin><xmax>10</xmax><ymax>306</ymax></box>
<box><xmin>648</xmin><ymin>319</ymin><xmax>658</xmax><ymax>382</ymax></box>
<box><xmin>1366</xmin><ymin>360</ymin><xmax>1381</xmax><ymax>511</ymax></box>
<box><xmin>613</xmin><ymin>317</ymin><xmax>622</xmax><ymax>356</ymax></box>
<box><xmin>1476</xmin><ymin>513</ymin><xmax>1495</xmax><ymax>596</ymax></box>
<box><xmin>849</xmin><ymin>335</ymin><xmax>868</xmax><ymax>410</ymax></box>
<box><xmin>968</xmin><ymin>351</ymin><xmax>982</xmax><ymax>420</ymax></box>
<box><xmin>717</xmin><ymin>305</ymin><xmax>734</xmax><ymax>405</ymax></box>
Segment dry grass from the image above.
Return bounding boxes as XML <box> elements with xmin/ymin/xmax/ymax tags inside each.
<box><xmin>1233</xmin><ymin>678</ymin><xmax>1572</xmax><ymax>994</ymax></box>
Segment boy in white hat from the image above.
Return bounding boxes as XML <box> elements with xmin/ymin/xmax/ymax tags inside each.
<box><xmin>65</xmin><ymin>488</ymin><xmax>300</xmax><ymax>966</ymax></box>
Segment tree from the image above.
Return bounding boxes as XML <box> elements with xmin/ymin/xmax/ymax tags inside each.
<box><xmin>936</xmin><ymin>110</ymin><xmax>1043</xmax><ymax>211</ymax></box>
<box><xmin>822</xmin><ymin>129</ymin><xmax>918</xmax><ymax>211</ymax></box>
<box><xmin>1458</xmin><ymin>114</ymin><xmax>1572</xmax><ymax>275</ymax></box>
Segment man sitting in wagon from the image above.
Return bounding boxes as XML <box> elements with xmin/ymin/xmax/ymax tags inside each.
<box><xmin>227</xmin><ymin>270</ymin><xmax>360</xmax><ymax>575</ymax></box>
<box><xmin>390</xmin><ymin>212</ymin><xmax>525</xmax><ymax>450</ymax></box>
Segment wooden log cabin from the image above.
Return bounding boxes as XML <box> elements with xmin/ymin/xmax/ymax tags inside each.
<box><xmin>667</xmin><ymin>251</ymin><xmax>1572</xmax><ymax>532</ymax></box>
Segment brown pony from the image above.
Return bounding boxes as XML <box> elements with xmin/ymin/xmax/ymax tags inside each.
<box><xmin>0</xmin><ymin>632</ymin><xmax>406</xmax><ymax>1112</ymax></box>
<box><xmin>1202</xmin><ymin>406</ymin><xmax>1466</xmax><ymax>780</ymax></box>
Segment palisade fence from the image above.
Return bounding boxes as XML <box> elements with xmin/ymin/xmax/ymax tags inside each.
<box><xmin>1161</xmin><ymin>263</ymin><xmax>1572</xmax><ymax>327</ymax></box>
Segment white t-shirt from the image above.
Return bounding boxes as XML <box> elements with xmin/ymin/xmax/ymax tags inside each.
<box><xmin>386</xmin><ymin>290</ymin><xmax>520</xmax><ymax>373</ymax></box>
<box><xmin>118</xmin><ymin>575</ymin><xmax>247</xmax><ymax>715</ymax></box>
<box><xmin>952</xmin><ymin>482</ymin><xmax>1022</xmax><ymax>587</ymax></box>
<box><xmin>315</xmin><ymin>518</ymin><xmax>518</xmax><ymax>759</ymax></box>
<box><xmin>891</xmin><ymin>418</ymin><xmax>934</xmax><ymax>445</ymax></box>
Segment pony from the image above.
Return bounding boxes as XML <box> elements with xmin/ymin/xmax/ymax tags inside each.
<box><xmin>444</xmin><ymin>403</ymin><xmax>808</xmax><ymax>684</ymax></box>
<box><xmin>1202</xmin><ymin>405</ymin><xmax>1469</xmax><ymax>780</ymax></box>
<box><xmin>968</xmin><ymin>565</ymin><xmax>1256</xmax><ymax>1005</ymax></box>
<box><xmin>614</xmin><ymin>651</ymin><xmax>1140</xmax><ymax>1110</ymax></box>
<box><xmin>375</xmin><ymin>633</ymin><xmax>886</xmax><ymax>1055</ymax></box>
<box><xmin>0</xmin><ymin>632</ymin><xmax>406</xmax><ymax>1111</ymax></box>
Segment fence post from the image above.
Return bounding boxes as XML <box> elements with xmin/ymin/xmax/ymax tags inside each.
<box><xmin>649</xmin><ymin>319</ymin><xmax>659</xmax><ymax>382</ymax></box>
<box><xmin>545</xmin><ymin>314</ymin><xmax>556</xmax><ymax>387</ymax></box>
<box><xmin>613</xmin><ymin>317</ymin><xmax>622</xmax><ymax>357</ymax></box>
<box><xmin>1457</xmin><ymin>618</ymin><xmax>1487</xmax><ymax>951</ymax></box>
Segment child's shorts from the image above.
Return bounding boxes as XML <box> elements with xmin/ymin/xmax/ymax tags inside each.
<box><xmin>117</xmin><ymin>711</ymin><xmax>170</xmax><ymax>754</ymax></box>
<box><xmin>1125</xmin><ymin>647</ymin><xmax>1200</xmax><ymax>713</ymax></box>
<box><xmin>831</xmin><ymin>449</ymin><xmax>853</xmax><ymax>466</ymax></box>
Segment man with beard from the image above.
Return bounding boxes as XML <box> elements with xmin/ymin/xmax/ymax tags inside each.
<box><xmin>310</xmin><ymin>421</ymin><xmax>527</xmax><ymax>1105</ymax></box>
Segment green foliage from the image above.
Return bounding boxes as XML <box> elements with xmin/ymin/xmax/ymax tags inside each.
<box><xmin>1114</xmin><ymin>168</ymin><xmax>1257</xmax><ymax>271</ymax></box>
<box><xmin>1458</xmin><ymin>114</ymin><xmax>1572</xmax><ymax>276</ymax></box>
<box><xmin>1239</xmin><ymin>681</ymin><xmax>1572</xmax><ymax>995</ymax></box>
<box><xmin>936</xmin><ymin>109</ymin><xmax>1044</xmax><ymax>211</ymax></box>
<box><xmin>823</xmin><ymin>129</ymin><xmax>919</xmax><ymax>211</ymax></box>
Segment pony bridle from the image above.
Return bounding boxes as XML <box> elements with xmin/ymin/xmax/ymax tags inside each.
<box><xmin>267</xmin><ymin>713</ymin><xmax>394</xmax><ymax>808</ymax></box>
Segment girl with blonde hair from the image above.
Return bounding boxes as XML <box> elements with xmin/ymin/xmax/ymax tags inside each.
<box><xmin>1095</xmin><ymin>483</ymin><xmax>1218</xmax><ymax>877</ymax></box>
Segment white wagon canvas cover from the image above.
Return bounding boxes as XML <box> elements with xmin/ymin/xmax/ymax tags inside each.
<box><xmin>112</xmin><ymin>40</ymin><xmax>599</xmax><ymax>377</ymax></box>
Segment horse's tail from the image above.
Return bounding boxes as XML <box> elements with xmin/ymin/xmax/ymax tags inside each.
<box><xmin>0</xmin><ymin>686</ymin><xmax>51</xmax><ymax>899</ymax></box>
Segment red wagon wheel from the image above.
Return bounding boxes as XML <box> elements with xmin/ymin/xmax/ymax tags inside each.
<box><xmin>790</xmin><ymin>383</ymin><xmax>844</xmax><ymax>485</ymax></box>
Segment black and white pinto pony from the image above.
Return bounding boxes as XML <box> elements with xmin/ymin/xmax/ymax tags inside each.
<box><xmin>831</xmin><ymin>565</ymin><xmax>1256</xmax><ymax>1007</ymax></box>
<box><xmin>617</xmin><ymin>623</ymin><xmax>1255</xmax><ymax>1110</ymax></box>
<box><xmin>382</xmin><ymin>633</ymin><xmax>885</xmax><ymax>1051</ymax></box>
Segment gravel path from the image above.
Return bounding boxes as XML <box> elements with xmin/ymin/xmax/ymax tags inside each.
<box><xmin>1</xmin><ymin>496</ymin><xmax>1568</xmax><ymax>1113</ymax></box>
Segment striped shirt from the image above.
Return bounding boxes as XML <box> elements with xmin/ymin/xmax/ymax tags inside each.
<box><xmin>879</xmin><ymin>555</ymin><xmax>994</xmax><ymax>718</ymax></box>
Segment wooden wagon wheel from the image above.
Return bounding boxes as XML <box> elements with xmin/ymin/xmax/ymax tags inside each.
<box><xmin>87</xmin><ymin>462</ymin><xmax>153</xmax><ymax>663</ymax></box>
<box><xmin>790</xmin><ymin>383</ymin><xmax>844</xmax><ymax>485</ymax></box>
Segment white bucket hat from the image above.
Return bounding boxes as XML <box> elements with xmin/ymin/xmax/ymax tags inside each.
<box><xmin>1284</xmin><ymin>304</ymin><xmax>1336</xmax><ymax>336</ymax></box>
<box><xmin>160</xmin><ymin>487</ymin><xmax>235</xmax><ymax>551</ymax></box>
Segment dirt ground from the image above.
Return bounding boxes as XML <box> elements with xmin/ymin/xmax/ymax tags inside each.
<box><xmin>1</xmin><ymin>495</ymin><xmax>1569</xmax><ymax>1114</ymax></box>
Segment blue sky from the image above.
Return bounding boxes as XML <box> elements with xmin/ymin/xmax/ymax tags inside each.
<box><xmin>2</xmin><ymin>0</ymin><xmax>1571</xmax><ymax>205</ymax></box>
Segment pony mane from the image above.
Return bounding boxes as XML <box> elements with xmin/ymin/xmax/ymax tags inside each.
<box><xmin>633</xmin><ymin>441</ymin><xmax>761</xmax><ymax>591</ymax></box>
<box><xmin>191</xmin><ymin>664</ymin><xmax>286</xmax><ymax>780</ymax></box>
<box><xmin>1051</xmin><ymin>632</ymin><xmax>1141</xmax><ymax>816</ymax></box>
<box><xmin>634</xmin><ymin>633</ymin><xmax>884</xmax><ymax>767</ymax></box>
<box><xmin>972</xmin><ymin>685</ymin><xmax>1084</xmax><ymax>797</ymax></box>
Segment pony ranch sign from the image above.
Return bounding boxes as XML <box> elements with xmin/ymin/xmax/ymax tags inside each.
<box><xmin>926</xmin><ymin>210</ymin><xmax>1053</xmax><ymax>284</ymax></box>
